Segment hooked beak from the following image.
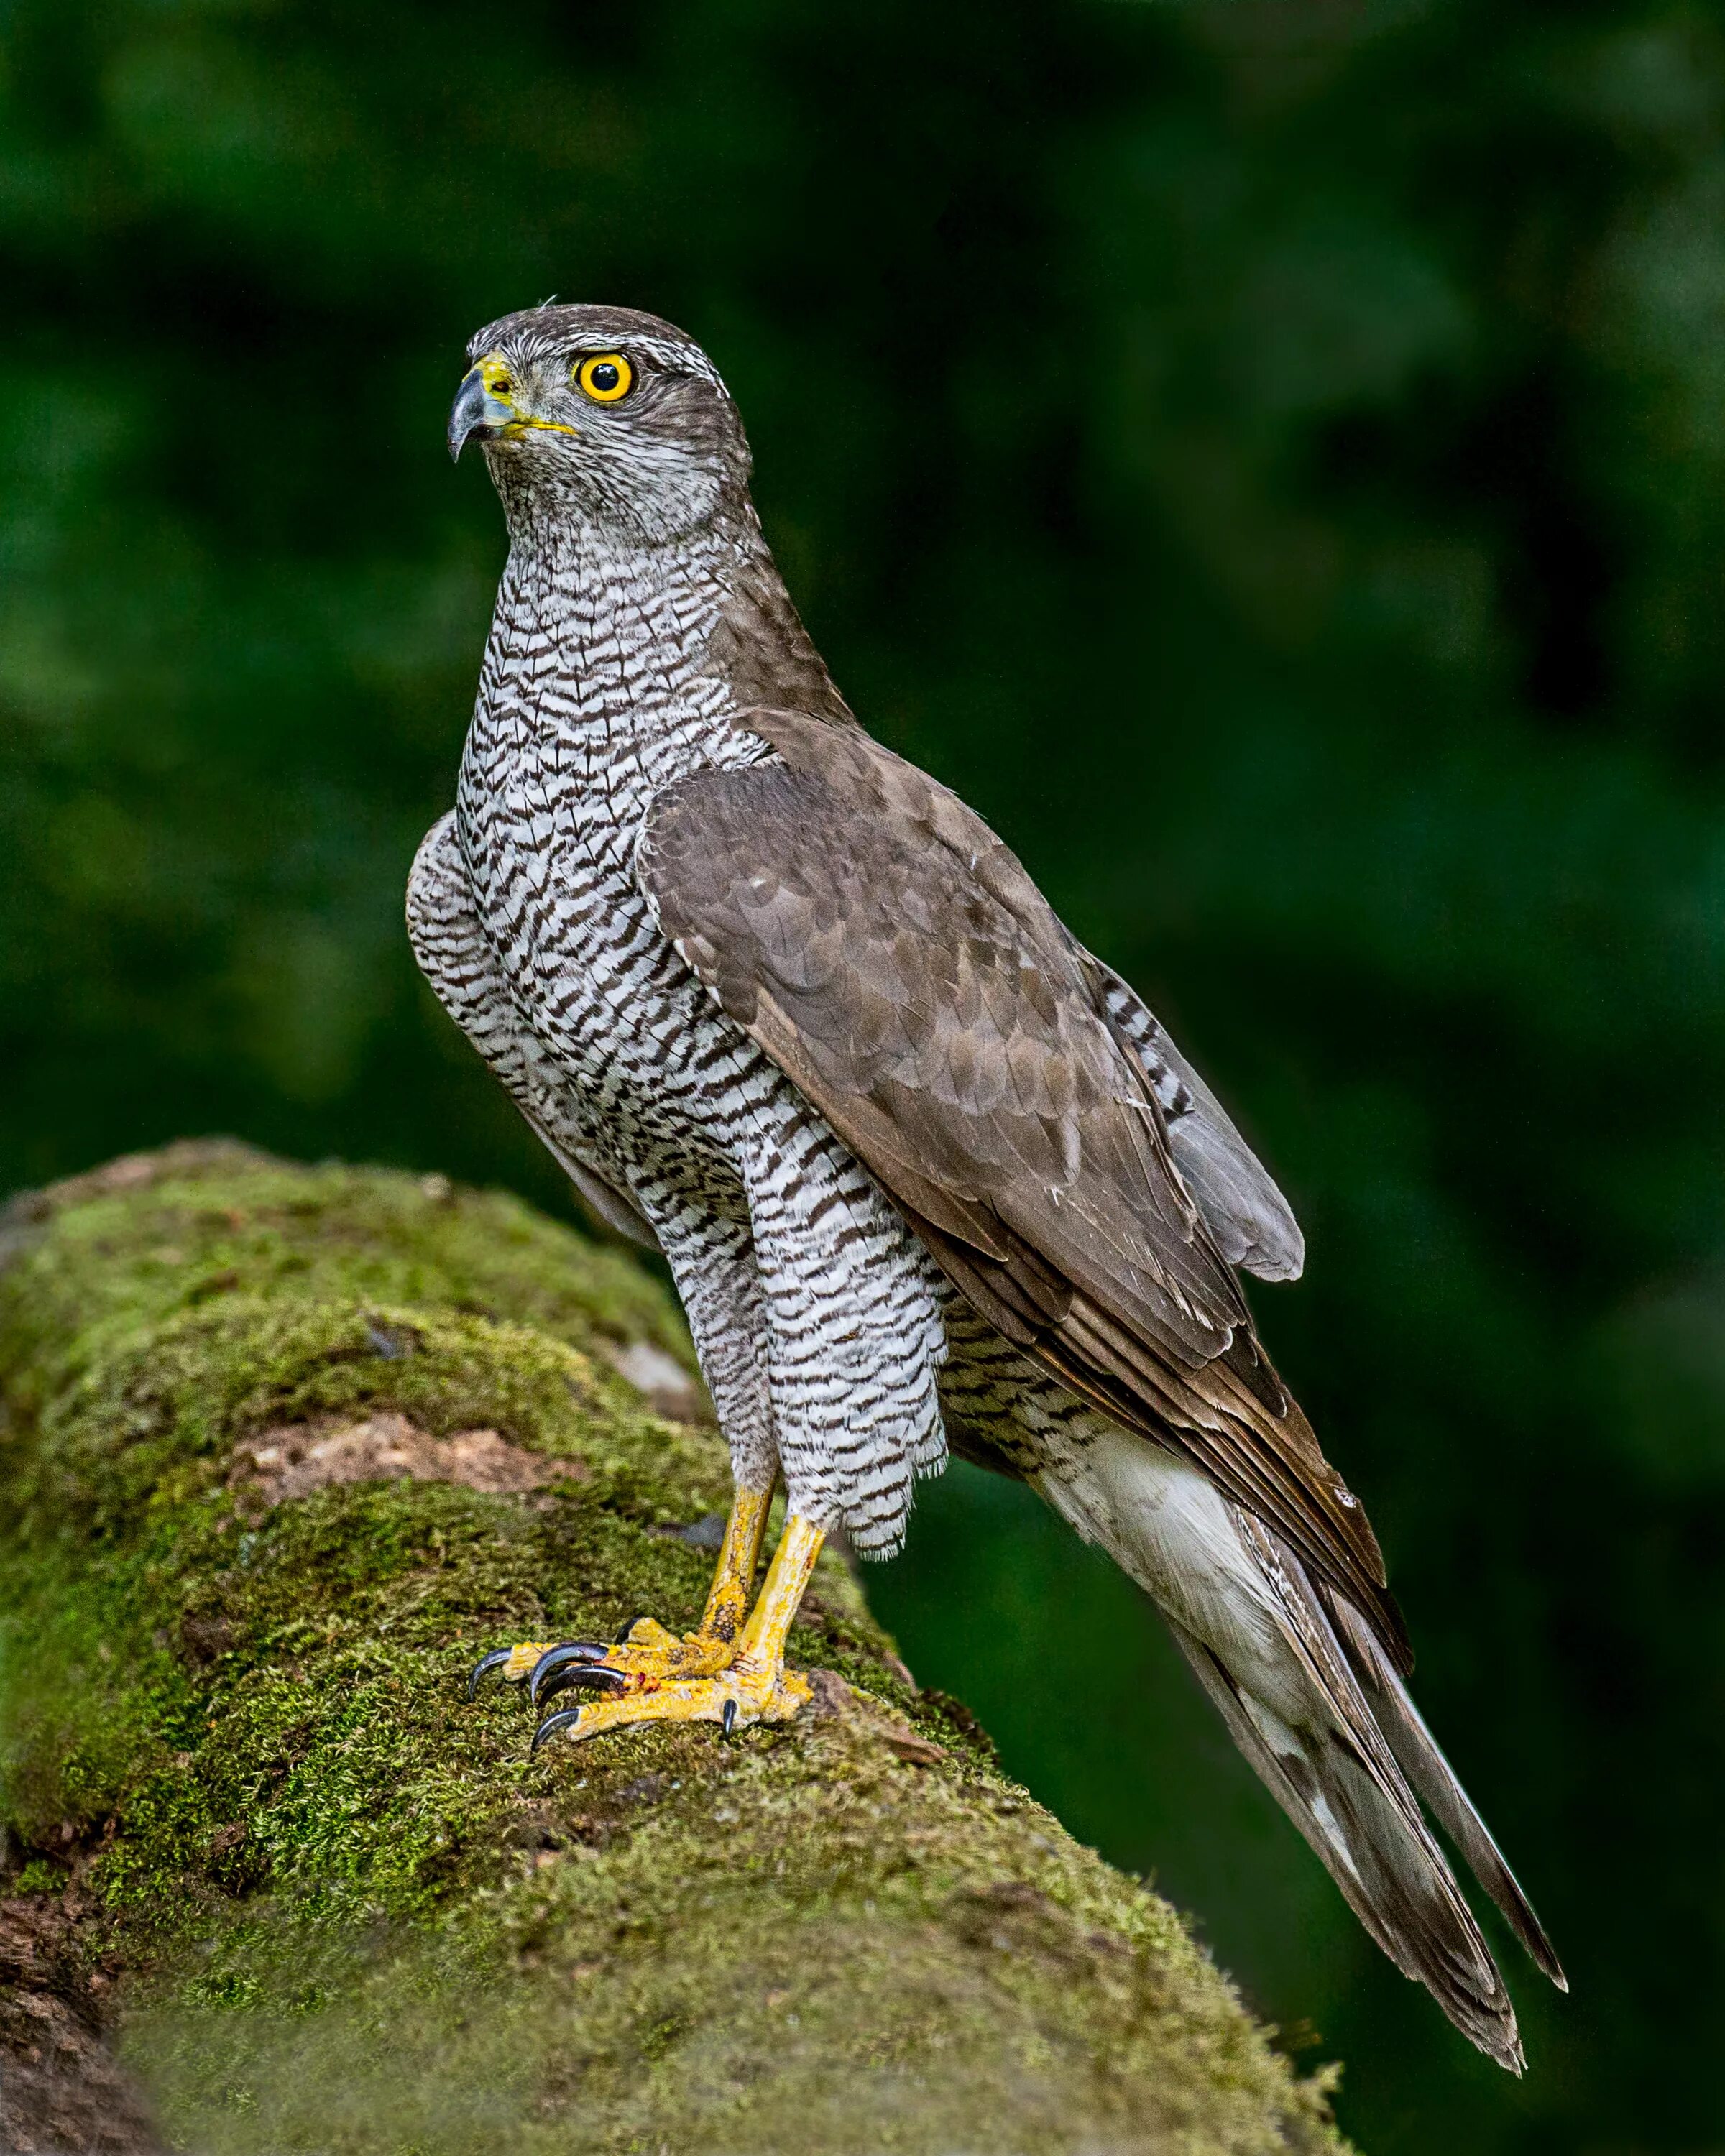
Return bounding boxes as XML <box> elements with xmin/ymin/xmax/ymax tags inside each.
<box><xmin>448</xmin><ymin>356</ymin><xmax>516</xmax><ymax>461</ymax></box>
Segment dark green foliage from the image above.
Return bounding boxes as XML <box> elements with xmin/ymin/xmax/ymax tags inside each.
<box><xmin>1</xmin><ymin>4</ymin><xmax>1720</xmax><ymax>2145</ymax></box>
<box><xmin>0</xmin><ymin>1151</ymin><xmax>1341</xmax><ymax>2154</ymax></box>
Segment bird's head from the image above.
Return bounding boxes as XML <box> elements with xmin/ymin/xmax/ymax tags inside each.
<box><xmin>448</xmin><ymin>303</ymin><xmax>750</xmax><ymax>545</ymax></box>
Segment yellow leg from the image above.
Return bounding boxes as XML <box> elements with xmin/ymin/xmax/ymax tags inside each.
<box><xmin>614</xmin><ymin>1480</ymin><xmax>775</xmax><ymax>1664</ymax></box>
<box><xmin>530</xmin><ymin>1514</ymin><xmax>826</xmax><ymax>1752</ymax></box>
<box><xmin>466</xmin><ymin>1485</ymin><xmax>774</xmax><ymax>1698</ymax></box>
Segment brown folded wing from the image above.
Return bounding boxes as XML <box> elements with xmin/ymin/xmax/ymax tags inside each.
<box><xmin>636</xmin><ymin>709</ymin><xmax>1409</xmax><ymax>1668</ymax></box>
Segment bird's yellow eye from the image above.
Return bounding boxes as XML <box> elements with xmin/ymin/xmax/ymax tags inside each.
<box><xmin>576</xmin><ymin>354</ymin><xmax>632</xmax><ymax>403</ymax></box>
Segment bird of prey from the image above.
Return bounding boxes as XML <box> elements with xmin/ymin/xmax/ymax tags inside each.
<box><xmin>413</xmin><ymin>303</ymin><xmax>1564</xmax><ymax>2070</ymax></box>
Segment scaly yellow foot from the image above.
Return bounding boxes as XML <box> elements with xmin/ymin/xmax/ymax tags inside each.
<box><xmin>465</xmin><ymin>1485</ymin><xmax>774</xmax><ymax>1704</ymax></box>
<box><xmin>530</xmin><ymin>1513</ymin><xmax>825</xmax><ymax>1754</ymax></box>
<box><xmin>530</xmin><ymin>1662</ymin><xmax>812</xmax><ymax>1751</ymax></box>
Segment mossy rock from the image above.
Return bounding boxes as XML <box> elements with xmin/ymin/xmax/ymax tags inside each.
<box><xmin>0</xmin><ymin>1143</ymin><xmax>1347</xmax><ymax>2155</ymax></box>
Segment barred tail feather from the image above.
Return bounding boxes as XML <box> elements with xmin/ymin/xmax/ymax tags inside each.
<box><xmin>1323</xmin><ymin>1591</ymin><xmax>1567</xmax><ymax>1993</ymax></box>
<box><xmin>1167</xmin><ymin>1616</ymin><xmax>1526</xmax><ymax>2073</ymax></box>
<box><xmin>1039</xmin><ymin>1430</ymin><xmax>1560</xmax><ymax>2074</ymax></box>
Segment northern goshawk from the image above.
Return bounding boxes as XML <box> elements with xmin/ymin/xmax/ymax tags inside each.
<box><xmin>410</xmin><ymin>304</ymin><xmax>1564</xmax><ymax>2070</ymax></box>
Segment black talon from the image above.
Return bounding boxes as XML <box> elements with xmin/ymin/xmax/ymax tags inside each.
<box><xmin>466</xmin><ymin>1647</ymin><xmax>515</xmax><ymax>1701</ymax></box>
<box><xmin>528</xmin><ymin>1641</ymin><xmax>612</xmax><ymax>1708</ymax></box>
<box><xmin>537</xmin><ymin>1662</ymin><xmax>630</xmax><ymax>1707</ymax></box>
<box><xmin>722</xmin><ymin>1698</ymin><xmax>738</xmax><ymax>1738</ymax></box>
<box><xmin>530</xmin><ymin>1705</ymin><xmax>587</xmax><ymax>1757</ymax></box>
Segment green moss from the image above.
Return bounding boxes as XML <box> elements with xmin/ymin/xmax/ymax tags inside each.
<box><xmin>0</xmin><ymin>1148</ymin><xmax>1346</xmax><ymax>2155</ymax></box>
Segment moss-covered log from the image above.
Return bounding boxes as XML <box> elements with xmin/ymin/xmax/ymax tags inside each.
<box><xmin>0</xmin><ymin>1143</ymin><xmax>1346</xmax><ymax>2155</ymax></box>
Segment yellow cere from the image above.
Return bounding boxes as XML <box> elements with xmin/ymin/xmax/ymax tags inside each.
<box><xmin>578</xmin><ymin>353</ymin><xmax>633</xmax><ymax>402</ymax></box>
<box><xmin>476</xmin><ymin>354</ymin><xmax>515</xmax><ymax>401</ymax></box>
<box><xmin>466</xmin><ymin>351</ymin><xmax>581</xmax><ymax>442</ymax></box>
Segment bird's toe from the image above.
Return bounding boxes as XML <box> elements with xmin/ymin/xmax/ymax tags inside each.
<box><xmin>466</xmin><ymin>1640</ymin><xmax>561</xmax><ymax>1698</ymax></box>
<box><xmin>469</xmin><ymin>1617</ymin><xmax>741</xmax><ymax>1712</ymax></box>
<box><xmin>528</xmin><ymin>1640</ymin><xmax>617</xmax><ymax>1705</ymax></box>
<box><xmin>529</xmin><ymin>1664</ymin><xmax>811</xmax><ymax>1755</ymax></box>
<box><xmin>535</xmin><ymin>1659</ymin><xmax>632</xmax><ymax>1708</ymax></box>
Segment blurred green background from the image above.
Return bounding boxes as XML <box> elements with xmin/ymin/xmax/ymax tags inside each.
<box><xmin>4</xmin><ymin>0</ymin><xmax>1722</xmax><ymax>2146</ymax></box>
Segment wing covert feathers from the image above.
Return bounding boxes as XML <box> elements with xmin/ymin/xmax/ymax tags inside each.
<box><xmin>635</xmin><ymin>706</ymin><xmax>1556</xmax><ymax>2066</ymax></box>
<box><xmin>636</xmin><ymin>706</ymin><xmax>1406</xmax><ymax>1667</ymax></box>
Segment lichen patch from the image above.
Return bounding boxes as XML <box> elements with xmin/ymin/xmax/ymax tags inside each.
<box><xmin>232</xmin><ymin>1411</ymin><xmax>588</xmax><ymax>1506</ymax></box>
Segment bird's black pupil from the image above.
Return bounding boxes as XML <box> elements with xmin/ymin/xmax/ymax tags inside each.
<box><xmin>592</xmin><ymin>363</ymin><xmax>620</xmax><ymax>391</ymax></box>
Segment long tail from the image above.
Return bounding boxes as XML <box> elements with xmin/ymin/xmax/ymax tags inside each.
<box><xmin>1322</xmin><ymin>1586</ymin><xmax>1567</xmax><ymax>1995</ymax></box>
<box><xmin>1041</xmin><ymin>1434</ymin><xmax>1564</xmax><ymax>2073</ymax></box>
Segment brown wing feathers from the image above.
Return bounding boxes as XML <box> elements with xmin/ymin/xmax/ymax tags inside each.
<box><xmin>638</xmin><ymin>707</ymin><xmax>1407</xmax><ymax>1668</ymax></box>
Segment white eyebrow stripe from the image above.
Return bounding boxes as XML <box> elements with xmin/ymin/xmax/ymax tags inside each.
<box><xmin>617</xmin><ymin>336</ymin><xmax>730</xmax><ymax>390</ymax></box>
